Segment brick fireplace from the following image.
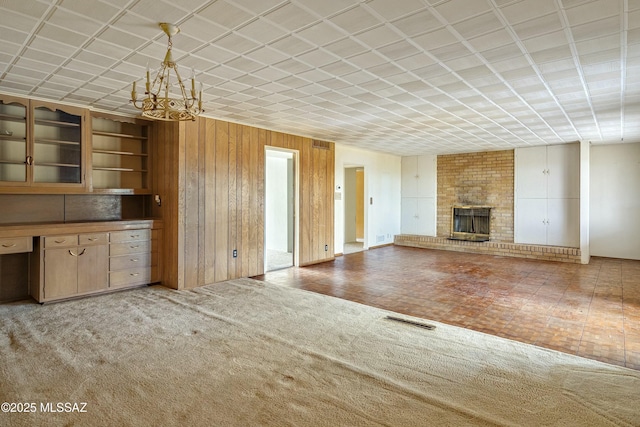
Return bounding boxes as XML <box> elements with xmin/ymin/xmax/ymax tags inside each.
<box><xmin>395</xmin><ymin>149</ymin><xmax>581</xmax><ymax>263</ymax></box>
<box><xmin>437</xmin><ymin>150</ymin><xmax>513</xmax><ymax>242</ymax></box>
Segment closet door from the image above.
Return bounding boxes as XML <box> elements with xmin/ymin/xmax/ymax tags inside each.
<box><xmin>401</xmin><ymin>156</ymin><xmax>418</xmax><ymax>198</ymax></box>
<box><xmin>416</xmin><ymin>155</ymin><xmax>436</xmax><ymax>198</ymax></box>
<box><xmin>401</xmin><ymin>198</ymin><xmax>418</xmax><ymax>235</ymax></box>
<box><xmin>547</xmin><ymin>144</ymin><xmax>580</xmax><ymax>199</ymax></box>
<box><xmin>547</xmin><ymin>198</ymin><xmax>580</xmax><ymax>247</ymax></box>
<box><xmin>416</xmin><ymin>198</ymin><xmax>436</xmax><ymax>236</ymax></box>
<box><xmin>515</xmin><ymin>146</ymin><xmax>547</xmax><ymax>199</ymax></box>
<box><xmin>515</xmin><ymin>198</ymin><xmax>547</xmax><ymax>245</ymax></box>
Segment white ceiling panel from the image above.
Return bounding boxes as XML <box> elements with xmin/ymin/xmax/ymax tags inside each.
<box><xmin>433</xmin><ymin>0</ymin><xmax>492</xmax><ymax>23</ymax></box>
<box><xmin>0</xmin><ymin>0</ymin><xmax>636</xmax><ymax>156</ymax></box>
<box><xmin>453</xmin><ymin>12</ymin><xmax>504</xmax><ymax>38</ymax></box>
<box><xmin>500</xmin><ymin>0</ymin><xmax>558</xmax><ymax>24</ymax></box>
<box><xmin>391</xmin><ymin>9</ymin><xmax>442</xmax><ymax>37</ymax></box>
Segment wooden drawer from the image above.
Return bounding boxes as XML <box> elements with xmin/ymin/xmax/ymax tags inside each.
<box><xmin>44</xmin><ymin>235</ymin><xmax>78</xmax><ymax>248</ymax></box>
<box><xmin>110</xmin><ymin>229</ymin><xmax>151</xmax><ymax>243</ymax></box>
<box><xmin>110</xmin><ymin>240</ymin><xmax>151</xmax><ymax>256</ymax></box>
<box><xmin>79</xmin><ymin>233</ymin><xmax>109</xmax><ymax>246</ymax></box>
<box><xmin>0</xmin><ymin>236</ymin><xmax>33</xmax><ymax>254</ymax></box>
<box><xmin>110</xmin><ymin>252</ymin><xmax>152</xmax><ymax>271</ymax></box>
<box><xmin>110</xmin><ymin>267</ymin><xmax>151</xmax><ymax>288</ymax></box>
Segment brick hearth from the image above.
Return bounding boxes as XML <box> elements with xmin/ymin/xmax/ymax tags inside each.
<box><xmin>394</xmin><ymin>234</ymin><xmax>581</xmax><ymax>263</ymax></box>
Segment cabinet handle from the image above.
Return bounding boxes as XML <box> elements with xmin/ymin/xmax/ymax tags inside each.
<box><xmin>130</xmin><ymin>258</ymin><xmax>139</xmax><ymax>262</ymax></box>
<box><xmin>55</xmin><ymin>239</ymin><xmax>66</xmax><ymax>244</ymax></box>
<box><xmin>130</xmin><ymin>234</ymin><xmax>140</xmax><ymax>238</ymax></box>
<box><xmin>68</xmin><ymin>249</ymin><xmax>87</xmax><ymax>257</ymax></box>
<box><xmin>25</xmin><ymin>156</ymin><xmax>33</xmax><ymax>166</ymax></box>
<box><xmin>130</xmin><ymin>273</ymin><xmax>139</xmax><ymax>277</ymax></box>
<box><xmin>2</xmin><ymin>243</ymin><xmax>16</xmax><ymax>248</ymax></box>
<box><xmin>88</xmin><ymin>237</ymin><xmax>98</xmax><ymax>241</ymax></box>
<box><xmin>130</xmin><ymin>245</ymin><xmax>140</xmax><ymax>249</ymax></box>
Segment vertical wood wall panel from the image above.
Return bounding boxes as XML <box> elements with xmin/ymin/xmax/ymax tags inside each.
<box><xmin>248</xmin><ymin>127</ymin><xmax>259</xmax><ymax>277</ymax></box>
<box><xmin>240</xmin><ymin>126</ymin><xmax>251</xmax><ymax>278</ymax></box>
<box><xmin>257</xmin><ymin>128</ymin><xmax>266</xmax><ymax>275</ymax></box>
<box><xmin>153</xmin><ymin>121</ymin><xmax>180</xmax><ymax>289</ymax></box>
<box><xmin>203</xmin><ymin>119</ymin><xmax>216</xmax><ymax>285</ymax></box>
<box><xmin>183</xmin><ymin>120</ymin><xmax>200</xmax><ymax>289</ymax></box>
<box><xmin>300</xmin><ymin>136</ymin><xmax>311</xmax><ymax>264</ymax></box>
<box><xmin>328</xmin><ymin>147</ymin><xmax>335</xmax><ymax>256</ymax></box>
<box><xmin>228</xmin><ymin>123</ymin><xmax>238</xmax><ymax>279</ymax></box>
<box><xmin>214</xmin><ymin>120</ymin><xmax>229</xmax><ymax>282</ymax></box>
<box><xmin>153</xmin><ymin>117</ymin><xmax>334</xmax><ymax>289</ymax></box>
<box><xmin>319</xmin><ymin>148</ymin><xmax>327</xmax><ymax>258</ymax></box>
<box><xmin>197</xmin><ymin>119</ymin><xmax>206</xmax><ymax>286</ymax></box>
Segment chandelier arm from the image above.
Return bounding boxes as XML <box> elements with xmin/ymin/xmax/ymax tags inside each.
<box><xmin>173</xmin><ymin>66</ymin><xmax>187</xmax><ymax>101</ymax></box>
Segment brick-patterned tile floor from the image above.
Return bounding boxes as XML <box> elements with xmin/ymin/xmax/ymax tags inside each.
<box><xmin>255</xmin><ymin>245</ymin><xmax>640</xmax><ymax>371</ymax></box>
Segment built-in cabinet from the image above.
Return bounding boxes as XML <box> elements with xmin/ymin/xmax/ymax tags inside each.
<box><xmin>515</xmin><ymin>144</ymin><xmax>580</xmax><ymax>247</ymax></box>
<box><xmin>401</xmin><ymin>154</ymin><xmax>437</xmax><ymax>235</ymax></box>
<box><xmin>0</xmin><ymin>95</ymin><xmax>87</xmax><ymax>190</ymax></box>
<box><xmin>0</xmin><ymin>94</ymin><xmax>163</xmax><ymax>303</ymax></box>
<box><xmin>29</xmin><ymin>223</ymin><xmax>160</xmax><ymax>303</ymax></box>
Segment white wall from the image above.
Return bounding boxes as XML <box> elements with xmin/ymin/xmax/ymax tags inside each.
<box><xmin>344</xmin><ymin>168</ymin><xmax>357</xmax><ymax>243</ymax></box>
<box><xmin>590</xmin><ymin>142</ymin><xmax>640</xmax><ymax>260</ymax></box>
<box><xmin>580</xmin><ymin>140</ymin><xmax>590</xmax><ymax>263</ymax></box>
<box><xmin>334</xmin><ymin>144</ymin><xmax>402</xmax><ymax>254</ymax></box>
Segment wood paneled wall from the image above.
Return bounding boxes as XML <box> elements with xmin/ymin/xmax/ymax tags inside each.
<box><xmin>152</xmin><ymin>118</ymin><xmax>335</xmax><ymax>290</ymax></box>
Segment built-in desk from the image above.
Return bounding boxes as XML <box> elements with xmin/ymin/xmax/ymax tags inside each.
<box><xmin>0</xmin><ymin>220</ymin><xmax>162</xmax><ymax>303</ymax></box>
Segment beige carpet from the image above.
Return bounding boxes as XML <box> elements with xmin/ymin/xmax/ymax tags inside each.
<box><xmin>1</xmin><ymin>278</ymin><xmax>639</xmax><ymax>426</ymax></box>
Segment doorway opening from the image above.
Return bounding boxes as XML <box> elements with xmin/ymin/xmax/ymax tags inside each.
<box><xmin>344</xmin><ymin>166</ymin><xmax>365</xmax><ymax>254</ymax></box>
<box><xmin>265</xmin><ymin>148</ymin><xmax>298</xmax><ymax>271</ymax></box>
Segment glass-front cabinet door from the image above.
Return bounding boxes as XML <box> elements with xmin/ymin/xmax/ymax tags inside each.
<box><xmin>31</xmin><ymin>101</ymin><xmax>84</xmax><ymax>186</ymax></box>
<box><xmin>0</xmin><ymin>96</ymin><xmax>86</xmax><ymax>190</ymax></box>
<box><xmin>0</xmin><ymin>95</ymin><xmax>28</xmax><ymax>186</ymax></box>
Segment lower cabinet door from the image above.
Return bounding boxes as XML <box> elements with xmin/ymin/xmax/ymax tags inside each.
<box><xmin>77</xmin><ymin>245</ymin><xmax>109</xmax><ymax>294</ymax></box>
<box><xmin>44</xmin><ymin>248</ymin><xmax>78</xmax><ymax>300</ymax></box>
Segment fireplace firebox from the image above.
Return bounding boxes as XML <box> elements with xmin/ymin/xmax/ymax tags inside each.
<box><xmin>450</xmin><ymin>206</ymin><xmax>491</xmax><ymax>242</ymax></box>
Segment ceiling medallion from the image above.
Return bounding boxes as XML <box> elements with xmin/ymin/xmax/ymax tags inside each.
<box><xmin>131</xmin><ymin>23</ymin><xmax>203</xmax><ymax>121</ymax></box>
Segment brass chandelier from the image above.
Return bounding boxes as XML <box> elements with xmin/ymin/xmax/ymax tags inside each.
<box><xmin>131</xmin><ymin>23</ymin><xmax>203</xmax><ymax>121</ymax></box>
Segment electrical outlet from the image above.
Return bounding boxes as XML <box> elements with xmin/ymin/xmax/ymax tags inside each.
<box><xmin>232</xmin><ymin>249</ymin><xmax>237</xmax><ymax>258</ymax></box>
<box><xmin>324</xmin><ymin>245</ymin><xmax>328</xmax><ymax>251</ymax></box>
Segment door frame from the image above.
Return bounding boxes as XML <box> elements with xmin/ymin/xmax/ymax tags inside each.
<box><xmin>264</xmin><ymin>147</ymin><xmax>300</xmax><ymax>269</ymax></box>
<box><xmin>343</xmin><ymin>165</ymin><xmax>367</xmax><ymax>250</ymax></box>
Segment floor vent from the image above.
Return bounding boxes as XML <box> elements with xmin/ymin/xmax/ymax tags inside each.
<box><xmin>385</xmin><ymin>316</ymin><xmax>436</xmax><ymax>330</ymax></box>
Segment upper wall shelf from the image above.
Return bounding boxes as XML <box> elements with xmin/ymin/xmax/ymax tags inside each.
<box><xmin>89</xmin><ymin>112</ymin><xmax>151</xmax><ymax>194</ymax></box>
